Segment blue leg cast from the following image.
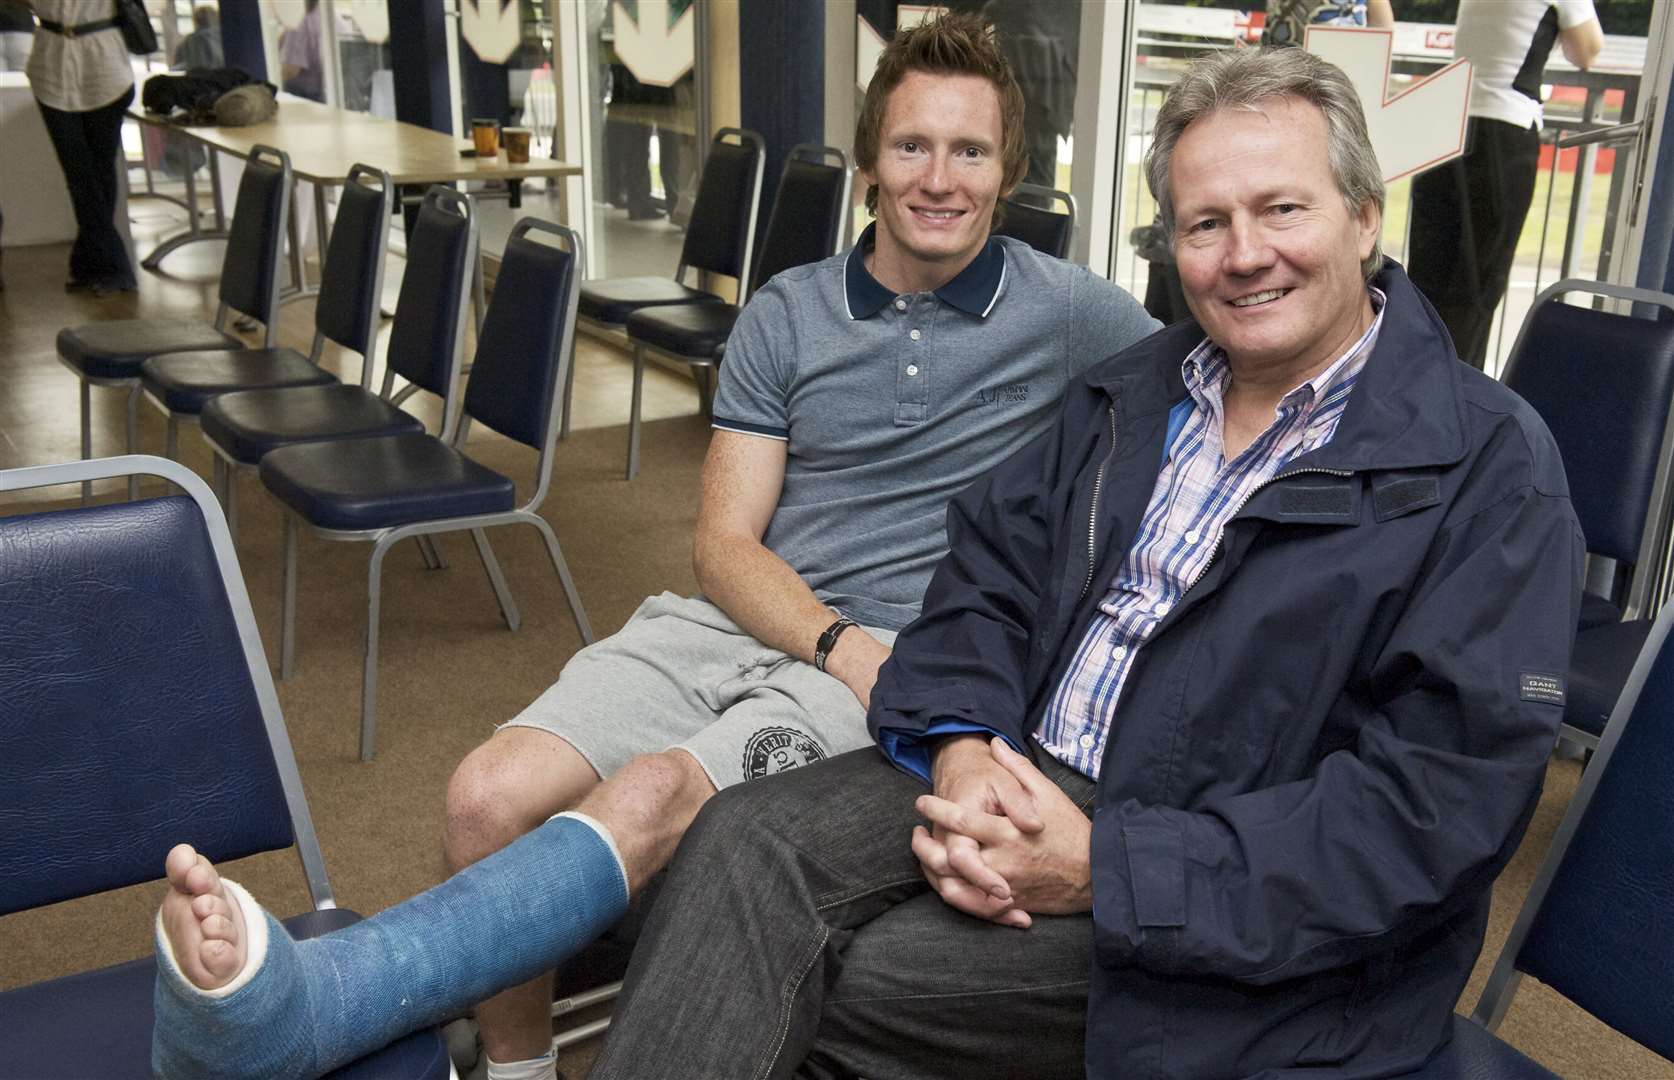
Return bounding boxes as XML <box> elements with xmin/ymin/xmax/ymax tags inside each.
<box><xmin>151</xmin><ymin>812</ymin><xmax>629</xmax><ymax>1080</ymax></box>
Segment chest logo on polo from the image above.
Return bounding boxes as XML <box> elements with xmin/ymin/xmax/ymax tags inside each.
<box><xmin>977</xmin><ymin>383</ymin><xmax>1030</xmax><ymax>406</ymax></box>
<box><xmin>743</xmin><ymin>726</ymin><xmax>827</xmax><ymax>779</ymax></box>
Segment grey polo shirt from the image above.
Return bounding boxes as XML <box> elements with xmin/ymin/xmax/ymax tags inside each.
<box><xmin>712</xmin><ymin>224</ymin><xmax>1160</xmax><ymax>631</ymax></box>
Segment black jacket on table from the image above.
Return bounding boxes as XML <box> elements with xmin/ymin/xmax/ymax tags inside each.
<box><xmin>868</xmin><ymin>262</ymin><xmax>1585</xmax><ymax>1079</ymax></box>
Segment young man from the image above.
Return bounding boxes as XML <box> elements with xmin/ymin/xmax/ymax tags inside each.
<box><xmin>147</xmin><ymin>15</ymin><xmax>1158</xmax><ymax>1080</ymax></box>
<box><xmin>571</xmin><ymin>46</ymin><xmax>1585</xmax><ymax>1079</ymax></box>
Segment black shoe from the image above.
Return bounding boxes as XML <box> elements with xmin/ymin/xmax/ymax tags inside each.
<box><xmin>66</xmin><ymin>278</ymin><xmax>96</xmax><ymax>293</ymax></box>
<box><xmin>627</xmin><ymin>204</ymin><xmax>665</xmax><ymax>221</ymax></box>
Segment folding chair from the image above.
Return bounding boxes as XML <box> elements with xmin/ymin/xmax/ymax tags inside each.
<box><xmin>141</xmin><ymin>166</ymin><xmax>395</xmax><ymax>509</ymax></box>
<box><xmin>620</xmin><ymin>143</ymin><xmax>850</xmax><ymax>478</ymax></box>
<box><xmin>259</xmin><ymin>220</ymin><xmax>594</xmax><ymax>760</ymax></box>
<box><xmin>1400</xmin><ymin>597</ymin><xmax>1674</xmax><ymax>1076</ymax></box>
<box><xmin>1498</xmin><ymin>280</ymin><xmax>1674</xmax><ymax>746</ymax></box>
<box><xmin>566</xmin><ymin>127</ymin><xmax>767</xmax><ymax>438</ymax></box>
<box><xmin>56</xmin><ymin>145</ymin><xmax>292</xmax><ymax>504</ymax></box>
<box><xmin>0</xmin><ymin>455</ymin><xmax>450</xmax><ymax>1080</ymax></box>
<box><xmin>992</xmin><ymin>182</ymin><xmax>1076</xmax><ymax>259</ymax></box>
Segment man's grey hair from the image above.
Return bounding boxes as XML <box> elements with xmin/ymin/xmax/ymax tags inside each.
<box><xmin>1144</xmin><ymin>47</ymin><xmax>1386</xmax><ymax>280</ymax></box>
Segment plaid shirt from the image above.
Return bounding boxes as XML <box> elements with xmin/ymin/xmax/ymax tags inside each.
<box><xmin>1037</xmin><ymin>289</ymin><xmax>1386</xmax><ymax>779</ymax></box>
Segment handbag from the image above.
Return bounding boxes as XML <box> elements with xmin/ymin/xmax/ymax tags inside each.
<box><xmin>115</xmin><ymin>0</ymin><xmax>159</xmax><ymax>55</ymax></box>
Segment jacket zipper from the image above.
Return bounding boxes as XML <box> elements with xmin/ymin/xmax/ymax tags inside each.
<box><xmin>1078</xmin><ymin>406</ymin><xmax>1119</xmax><ymax>600</ymax></box>
<box><xmin>1177</xmin><ymin>465</ymin><xmax>1356</xmax><ymax>598</ymax></box>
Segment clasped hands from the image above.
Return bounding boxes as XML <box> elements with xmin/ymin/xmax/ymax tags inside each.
<box><xmin>913</xmin><ymin>734</ymin><xmax>1092</xmax><ymax>928</ymax></box>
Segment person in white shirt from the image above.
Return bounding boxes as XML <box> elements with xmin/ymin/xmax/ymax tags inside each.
<box><xmin>1407</xmin><ymin>0</ymin><xmax>1604</xmax><ymax>369</ymax></box>
<box><xmin>25</xmin><ymin>0</ymin><xmax>139</xmax><ymax>296</ymax></box>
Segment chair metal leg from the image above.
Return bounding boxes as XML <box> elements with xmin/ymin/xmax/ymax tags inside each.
<box><xmin>469</xmin><ymin>527</ymin><xmax>521</xmax><ymax>631</ymax></box>
<box><xmin>124</xmin><ymin>385</ymin><xmax>140</xmax><ymax>500</ymax></box>
<box><xmin>627</xmin><ymin>346</ymin><xmax>645</xmax><ymax>480</ymax></box>
<box><xmin>79</xmin><ymin>379</ymin><xmax>93</xmax><ymax>505</ymax></box>
<box><xmin>281</xmin><ymin>515</ymin><xmax>298</xmax><ymax>680</ymax></box>
<box><xmin>361</xmin><ymin>536</ymin><xmax>394</xmax><ymax>760</ymax></box>
<box><xmin>695</xmin><ymin>364</ymin><xmax>715</xmax><ymax>418</ymax></box>
<box><xmin>528</xmin><ymin>516</ymin><xmax>595</xmax><ymax>645</ymax></box>
<box><xmin>417</xmin><ymin>534</ymin><xmax>448</xmax><ymax>570</ymax></box>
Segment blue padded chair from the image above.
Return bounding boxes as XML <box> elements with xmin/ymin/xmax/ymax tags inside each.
<box><xmin>1498</xmin><ymin>280</ymin><xmax>1674</xmax><ymax>746</ymax></box>
<box><xmin>992</xmin><ymin>182</ymin><xmax>1077</xmax><ymax>259</ymax></box>
<box><xmin>0</xmin><ymin>455</ymin><xmax>451</xmax><ymax>1080</ymax></box>
<box><xmin>56</xmin><ymin>145</ymin><xmax>293</xmax><ymax>505</ymax></box>
<box><xmin>566</xmin><ymin>127</ymin><xmax>766</xmax><ymax>438</ymax></box>
<box><xmin>199</xmin><ymin>185</ymin><xmax>478</xmax><ymax>545</ymax></box>
<box><xmin>621</xmin><ymin>143</ymin><xmax>850</xmax><ymax>478</ymax></box>
<box><xmin>141</xmin><ymin>166</ymin><xmax>395</xmax><ymax>505</ymax></box>
<box><xmin>259</xmin><ymin>219</ymin><xmax>596</xmax><ymax>760</ymax></box>
<box><xmin>1399</xmin><ymin>596</ymin><xmax>1674</xmax><ymax>1077</ymax></box>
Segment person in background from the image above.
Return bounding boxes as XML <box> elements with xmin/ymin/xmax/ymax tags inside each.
<box><xmin>26</xmin><ymin>0</ymin><xmax>139</xmax><ymax>298</ymax></box>
<box><xmin>279</xmin><ymin>0</ymin><xmax>323</xmax><ymax>103</ymax></box>
<box><xmin>173</xmin><ymin>4</ymin><xmax>221</xmax><ymax>70</ymax></box>
<box><xmin>1408</xmin><ymin>0</ymin><xmax>1604</xmax><ymax>369</ymax></box>
<box><xmin>0</xmin><ymin>0</ymin><xmax>31</xmax><ymax>71</ymax></box>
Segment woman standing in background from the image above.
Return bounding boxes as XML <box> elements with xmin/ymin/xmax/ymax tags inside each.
<box><xmin>25</xmin><ymin>0</ymin><xmax>138</xmax><ymax>297</ymax></box>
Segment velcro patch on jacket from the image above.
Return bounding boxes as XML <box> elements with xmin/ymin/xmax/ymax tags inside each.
<box><xmin>1277</xmin><ymin>485</ymin><xmax>1353</xmax><ymax>519</ymax></box>
<box><xmin>1520</xmin><ymin>671</ymin><xmax>1566</xmax><ymax>706</ymax></box>
<box><xmin>1372</xmin><ymin>477</ymin><xmax>1441</xmax><ymax>521</ymax></box>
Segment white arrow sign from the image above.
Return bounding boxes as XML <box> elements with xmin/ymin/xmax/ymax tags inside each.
<box><xmin>613</xmin><ymin>0</ymin><xmax>695</xmax><ymax>89</ymax></box>
<box><xmin>1306</xmin><ymin>26</ymin><xmax>1473</xmax><ymax>182</ymax></box>
<box><xmin>461</xmin><ymin>0</ymin><xmax>521</xmax><ymax>65</ymax></box>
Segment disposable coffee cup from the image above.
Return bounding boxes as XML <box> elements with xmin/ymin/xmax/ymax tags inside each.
<box><xmin>504</xmin><ymin>127</ymin><xmax>531</xmax><ymax>164</ymax></box>
<box><xmin>472</xmin><ymin>118</ymin><xmax>499</xmax><ymax>157</ymax></box>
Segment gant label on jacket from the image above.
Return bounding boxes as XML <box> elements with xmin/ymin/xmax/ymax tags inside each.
<box><xmin>1519</xmin><ymin>672</ymin><xmax>1566</xmax><ymax>706</ymax></box>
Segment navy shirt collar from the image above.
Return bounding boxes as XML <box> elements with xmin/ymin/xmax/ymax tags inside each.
<box><xmin>843</xmin><ymin>222</ymin><xmax>1007</xmax><ymax>320</ymax></box>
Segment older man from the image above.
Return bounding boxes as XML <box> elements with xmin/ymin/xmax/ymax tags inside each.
<box><xmin>580</xmin><ymin>46</ymin><xmax>1584</xmax><ymax>1079</ymax></box>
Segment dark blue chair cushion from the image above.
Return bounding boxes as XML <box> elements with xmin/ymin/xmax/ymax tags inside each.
<box><xmin>1564</xmin><ymin>618</ymin><xmax>1652</xmax><ymax>738</ymax></box>
<box><xmin>0</xmin><ymin>909</ymin><xmax>450</xmax><ymax>1080</ymax></box>
<box><xmin>577</xmin><ymin>276</ymin><xmax>721</xmax><ymax>325</ymax></box>
<box><xmin>0</xmin><ymin>497</ymin><xmax>294</xmax><ymax>917</ymax></box>
<box><xmin>463</xmin><ymin>234</ymin><xmax>574</xmax><ymax>451</ymax></box>
<box><xmin>141</xmin><ymin>348</ymin><xmax>337</xmax><ymax>414</ymax></box>
<box><xmin>315</xmin><ymin>179</ymin><xmax>390</xmax><ymax>356</ymax></box>
<box><xmin>57</xmin><ymin>320</ymin><xmax>243</xmax><ymax>381</ymax></box>
<box><xmin>261</xmin><ymin>433</ymin><xmax>516</xmax><ymax>531</ymax></box>
<box><xmin>993</xmin><ymin>199</ymin><xmax>1073</xmax><ymax>259</ymax></box>
<box><xmin>1397</xmin><ymin>1015</ymin><xmax>1559</xmax><ymax>1078</ymax></box>
<box><xmin>200</xmin><ymin>385</ymin><xmax>426</xmax><ymax>466</ymax></box>
<box><xmin>626</xmin><ymin>303</ymin><xmax>739</xmax><ymax>359</ymax></box>
<box><xmin>1578</xmin><ymin>591</ymin><xmax>1622</xmax><ymax>632</ymax></box>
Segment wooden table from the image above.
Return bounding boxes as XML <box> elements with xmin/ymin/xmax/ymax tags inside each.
<box><xmin>128</xmin><ymin>96</ymin><xmax>581</xmax><ymax>305</ymax></box>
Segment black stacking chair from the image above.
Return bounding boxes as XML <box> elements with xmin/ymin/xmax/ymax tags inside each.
<box><xmin>992</xmin><ymin>182</ymin><xmax>1077</xmax><ymax>259</ymax></box>
<box><xmin>566</xmin><ymin>127</ymin><xmax>767</xmax><ymax>438</ymax></box>
<box><xmin>1400</xmin><ymin>598</ymin><xmax>1674</xmax><ymax>1078</ymax></box>
<box><xmin>140</xmin><ymin>166</ymin><xmax>395</xmax><ymax>492</ymax></box>
<box><xmin>199</xmin><ymin>186</ymin><xmax>477</xmax><ymax>540</ymax></box>
<box><xmin>620</xmin><ymin>143</ymin><xmax>850</xmax><ymax>479</ymax></box>
<box><xmin>56</xmin><ymin>145</ymin><xmax>292</xmax><ymax>505</ymax></box>
<box><xmin>1499</xmin><ymin>280</ymin><xmax>1674</xmax><ymax>747</ymax></box>
<box><xmin>259</xmin><ymin>220</ymin><xmax>595</xmax><ymax>760</ymax></box>
<box><xmin>0</xmin><ymin>455</ymin><xmax>451</xmax><ymax>1080</ymax></box>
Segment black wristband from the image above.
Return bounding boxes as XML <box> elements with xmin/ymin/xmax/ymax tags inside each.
<box><xmin>814</xmin><ymin>617</ymin><xmax>857</xmax><ymax>672</ymax></box>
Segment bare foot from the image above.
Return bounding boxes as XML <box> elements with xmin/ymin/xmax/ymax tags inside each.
<box><xmin>160</xmin><ymin>843</ymin><xmax>248</xmax><ymax>990</ymax></box>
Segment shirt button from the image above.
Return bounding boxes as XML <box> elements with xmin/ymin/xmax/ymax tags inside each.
<box><xmin>909</xmin><ymin>328</ymin><xmax>922</xmax><ymax>341</ymax></box>
<box><xmin>894</xmin><ymin>298</ymin><xmax>907</xmax><ymax>311</ymax></box>
<box><xmin>1154</xmin><ymin>601</ymin><xmax>1171</xmax><ymax>616</ymax></box>
<box><xmin>1079</xmin><ymin>733</ymin><xmax>1095</xmax><ymax>750</ymax></box>
<box><xmin>906</xmin><ymin>364</ymin><xmax>920</xmax><ymax>377</ymax></box>
<box><xmin>1184</xmin><ymin>529</ymin><xmax>1200</xmax><ymax>544</ymax></box>
<box><xmin>1110</xmin><ymin>645</ymin><xmax>1127</xmax><ymax>661</ymax></box>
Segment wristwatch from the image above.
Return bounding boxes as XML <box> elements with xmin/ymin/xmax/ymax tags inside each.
<box><xmin>814</xmin><ymin>616</ymin><xmax>858</xmax><ymax>672</ymax></box>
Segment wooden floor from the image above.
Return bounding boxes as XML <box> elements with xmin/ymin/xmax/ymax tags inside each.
<box><xmin>1</xmin><ymin>201</ymin><xmax>1670</xmax><ymax>1079</ymax></box>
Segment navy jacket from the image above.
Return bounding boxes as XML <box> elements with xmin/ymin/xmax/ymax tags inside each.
<box><xmin>869</xmin><ymin>263</ymin><xmax>1585</xmax><ymax>1078</ymax></box>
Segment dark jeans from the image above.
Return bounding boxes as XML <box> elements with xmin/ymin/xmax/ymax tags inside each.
<box><xmin>1407</xmin><ymin>117</ymin><xmax>1541</xmax><ymax>369</ymax></box>
<box><xmin>591</xmin><ymin>747</ymin><xmax>1097</xmax><ymax>1080</ymax></box>
<box><xmin>37</xmin><ymin>85</ymin><xmax>137</xmax><ymax>290</ymax></box>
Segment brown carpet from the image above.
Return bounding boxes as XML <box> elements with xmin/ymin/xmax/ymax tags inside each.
<box><xmin>1</xmin><ymin>416</ymin><xmax>1668</xmax><ymax>1077</ymax></box>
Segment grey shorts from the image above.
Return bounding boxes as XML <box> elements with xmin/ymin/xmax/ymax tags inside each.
<box><xmin>501</xmin><ymin>592</ymin><xmax>898</xmax><ymax>790</ymax></box>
